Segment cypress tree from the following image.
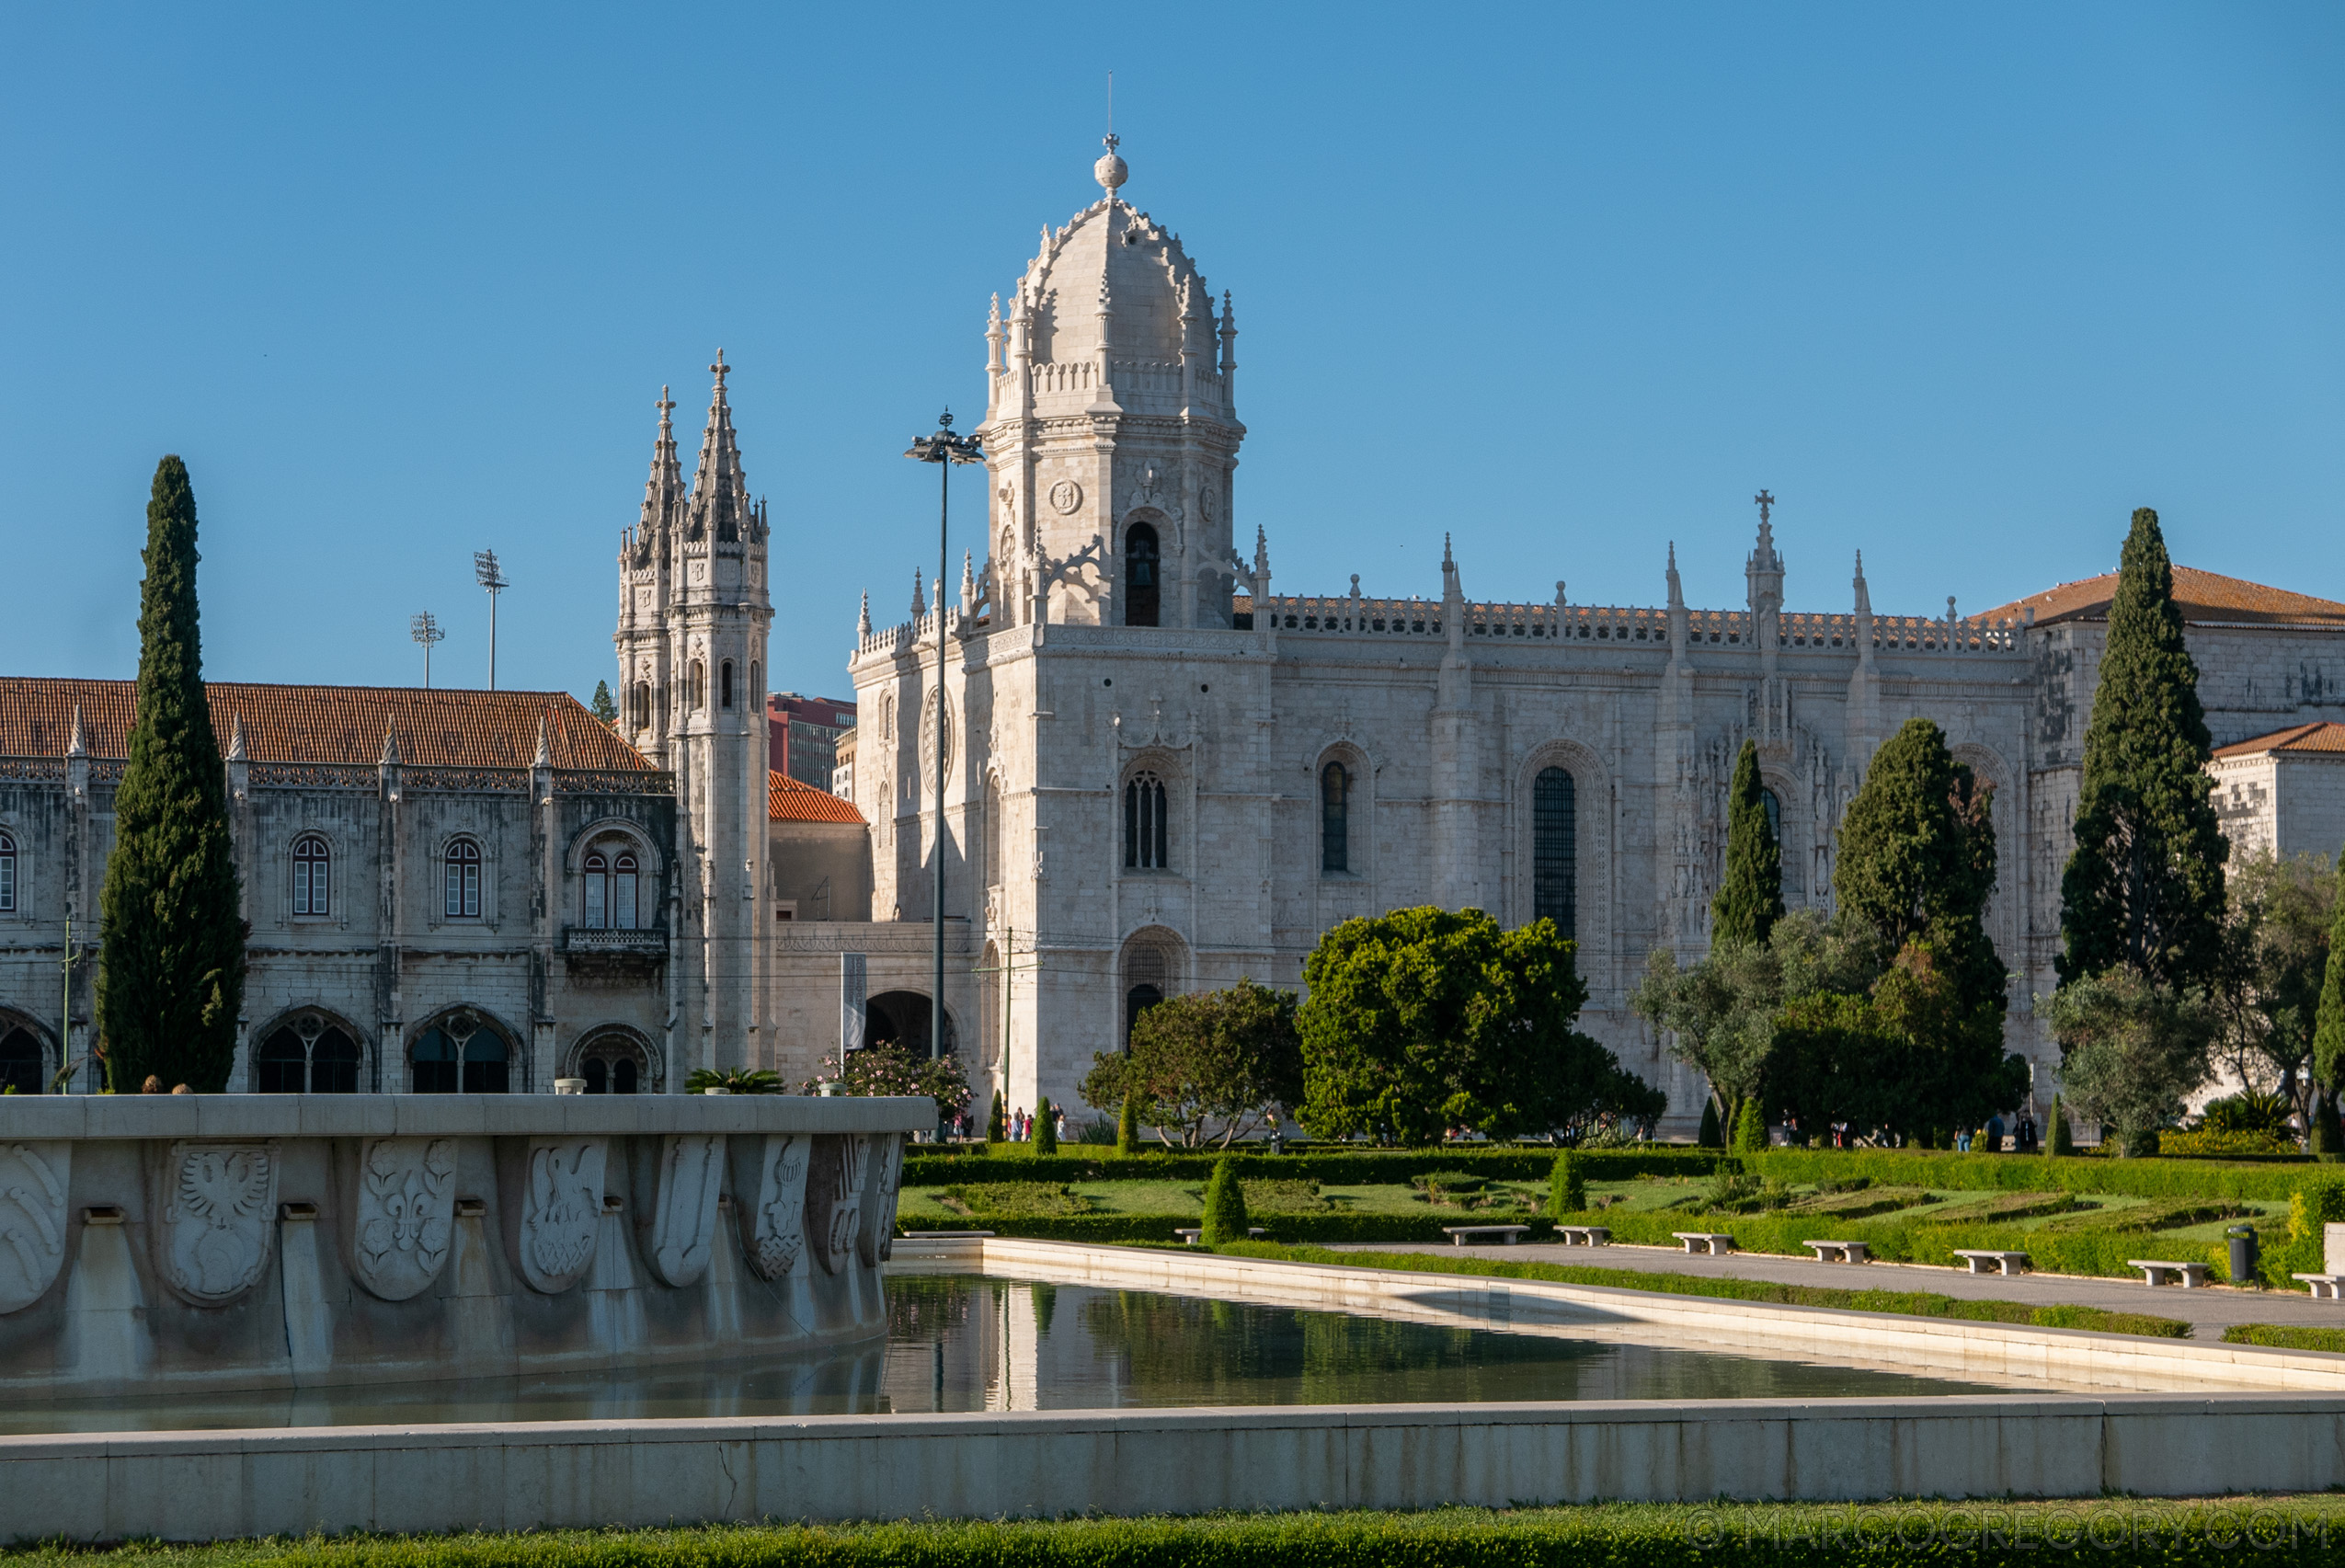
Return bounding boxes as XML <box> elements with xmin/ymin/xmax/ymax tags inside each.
<box><xmin>2311</xmin><ymin>844</ymin><xmax>2345</xmax><ymax>1114</ymax></box>
<box><xmin>1116</xmin><ymin>1090</ymin><xmax>1139</xmax><ymax>1155</ymax></box>
<box><xmin>2057</xmin><ymin>508</ymin><xmax>2228</xmax><ymax>989</ymax></box>
<box><xmin>1200</xmin><ymin>1156</ymin><xmax>1250</xmax><ymax>1244</ymax></box>
<box><xmin>1696</xmin><ymin>1098</ymin><xmax>1723</xmax><ymax>1150</ymax></box>
<box><xmin>987</xmin><ymin>1089</ymin><xmax>1006</xmax><ymax>1146</ymax></box>
<box><xmin>98</xmin><ymin>458</ymin><xmax>246</xmax><ymax>1093</ymax></box>
<box><xmin>589</xmin><ymin>681</ymin><xmax>618</xmax><ymax>726</ymax></box>
<box><xmin>1732</xmin><ymin>1098</ymin><xmax>1767</xmax><ymax>1153</ymax></box>
<box><xmin>1549</xmin><ymin>1151</ymin><xmax>1586</xmax><ymax>1216</ymax></box>
<box><xmin>1034</xmin><ymin>1094</ymin><xmax>1058</xmax><ymax>1154</ymax></box>
<box><xmin>1712</xmin><ymin>739</ymin><xmax>1783</xmax><ymax>949</ymax></box>
<box><xmin>2050</xmin><ymin>1093</ymin><xmax>2076</xmax><ymax>1157</ymax></box>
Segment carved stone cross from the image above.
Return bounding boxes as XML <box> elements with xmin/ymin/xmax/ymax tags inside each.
<box><xmin>1754</xmin><ymin>489</ymin><xmax>1775</xmax><ymax>525</ymax></box>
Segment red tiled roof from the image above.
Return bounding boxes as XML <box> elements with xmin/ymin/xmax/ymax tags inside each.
<box><xmin>1975</xmin><ymin>567</ymin><xmax>2345</xmax><ymax>630</ymax></box>
<box><xmin>0</xmin><ymin>678</ymin><xmax>655</xmax><ymax>771</ymax></box>
<box><xmin>769</xmin><ymin>770</ymin><xmax>864</xmax><ymax>824</ymax></box>
<box><xmin>2213</xmin><ymin>722</ymin><xmax>2345</xmax><ymax>761</ymax></box>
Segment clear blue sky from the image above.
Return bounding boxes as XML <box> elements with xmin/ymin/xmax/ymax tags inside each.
<box><xmin>4</xmin><ymin>4</ymin><xmax>2339</xmax><ymax>706</ymax></box>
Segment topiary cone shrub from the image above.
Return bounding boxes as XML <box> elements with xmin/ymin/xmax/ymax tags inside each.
<box><xmin>1035</xmin><ymin>1094</ymin><xmax>1059</xmax><ymax>1154</ymax></box>
<box><xmin>1201</xmin><ymin>1156</ymin><xmax>1251</xmax><ymax>1244</ymax></box>
<box><xmin>2315</xmin><ymin>1093</ymin><xmax>2344</xmax><ymax>1163</ymax></box>
<box><xmin>1550</xmin><ymin>1151</ymin><xmax>1585</xmax><ymax>1216</ymax></box>
<box><xmin>2050</xmin><ymin>1093</ymin><xmax>2076</xmax><ymax>1157</ymax></box>
<box><xmin>1117</xmin><ymin>1091</ymin><xmax>1139</xmax><ymax>1156</ymax></box>
<box><xmin>1732</xmin><ymin>1099</ymin><xmax>1767</xmax><ymax>1153</ymax></box>
<box><xmin>1697</xmin><ymin>1099</ymin><xmax>1723</xmax><ymax>1150</ymax></box>
<box><xmin>987</xmin><ymin>1090</ymin><xmax>1006</xmax><ymax>1147</ymax></box>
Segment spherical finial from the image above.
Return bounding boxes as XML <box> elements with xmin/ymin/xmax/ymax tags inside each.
<box><xmin>1095</xmin><ymin>132</ymin><xmax>1127</xmax><ymax>198</ymax></box>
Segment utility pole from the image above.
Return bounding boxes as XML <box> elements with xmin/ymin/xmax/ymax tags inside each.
<box><xmin>902</xmin><ymin>410</ymin><xmax>983</xmax><ymax>1069</ymax></box>
<box><xmin>409</xmin><ymin>611</ymin><xmax>443</xmax><ymax>688</ymax></box>
<box><xmin>58</xmin><ymin>913</ymin><xmax>71</xmax><ymax>1094</ymax></box>
<box><xmin>474</xmin><ymin>551</ymin><xmax>508</xmax><ymax>689</ymax></box>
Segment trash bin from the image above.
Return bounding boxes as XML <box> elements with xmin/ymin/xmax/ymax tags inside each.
<box><xmin>2227</xmin><ymin>1224</ymin><xmax>2259</xmax><ymax>1285</ymax></box>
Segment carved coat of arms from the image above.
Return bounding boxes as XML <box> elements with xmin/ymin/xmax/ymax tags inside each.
<box><xmin>348</xmin><ymin>1138</ymin><xmax>457</xmax><ymax>1301</ymax></box>
<box><xmin>636</xmin><ymin>1134</ymin><xmax>724</xmax><ymax>1288</ymax></box>
<box><xmin>511</xmin><ymin>1139</ymin><xmax>605</xmax><ymax>1294</ymax></box>
<box><xmin>801</xmin><ymin>1134</ymin><xmax>866</xmax><ymax>1276</ymax></box>
<box><xmin>0</xmin><ymin>1141</ymin><xmax>71</xmax><ymax>1315</ymax></box>
<box><xmin>857</xmin><ymin>1134</ymin><xmax>905</xmax><ymax>1266</ymax></box>
<box><xmin>154</xmin><ymin>1141</ymin><xmax>279</xmax><ymax>1305</ymax></box>
<box><xmin>726</xmin><ymin>1132</ymin><xmax>807</xmax><ymax>1280</ymax></box>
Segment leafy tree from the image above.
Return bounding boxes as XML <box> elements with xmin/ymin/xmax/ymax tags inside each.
<box><xmin>1200</xmin><ymin>1157</ymin><xmax>1250</xmax><ymax>1243</ymax></box>
<box><xmin>1712</xmin><ymin>739</ymin><xmax>1783</xmax><ymax>949</ymax></box>
<box><xmin>800</xmin><ymin>1039</ymin><xmax>972</xmax><ymax>1114</ymax></box>
<box><xmin>2058</xmin><ymin>508</ymin><xmax>2228</xmax><ymax>990</ymax></box>
<box><xmin>1298</xmin><ymin>908</ymin><xmax>1648</xmax><ymax>1145</ymax></box>
<box><xmin>2047</xmin><ymin>964</ymin><xmax>2216</xmax><ymax>1156</ymax></box>
<box><xmin>1835</xmin><ymin>717</ymin><xmax>2002</xmax><ymax>1007</ymax></box>
<box><xmin>2050</xmin><ymin>1093</ymin><xmax>2076</xmax><ymax>1157</ymax></box>
<box><xmin>1696</xmin><ymin>1098</ymin><xmax>1722</xmax><ymax>1149</ymax></box>
<box><xmin>589</xmin><ymin>681</ymin><xmax>618</xmax><ymax>726</ymax></box>
<box><xmin>98</xmin><ymin>457</ymin><xmax>246</xmax><ymax>1093</ymax></box>
<box><xmin>1115</xmin><ymin>1090</ymin><xmax>1138</xmax><ymax>1155</ymax></box>
<box><xmin>1081</xmin><ymin>978</ymin><xmax>1304</xmax><ymax>1149</ymax></box>
<box><xmin>1034</xmin><ymin>1094</ymin><xmax>1058</xmax><ymax>1153</ymax></box>
<box><xmin>2215</xmin><ymin>851</ymin><xmax>2335</xmax><ymax>1126</ymax></box>
<box><xmin>1549</xmin><ymin>1151</ymin><xmax>1586</xmax><ymax>1215</ymax></box>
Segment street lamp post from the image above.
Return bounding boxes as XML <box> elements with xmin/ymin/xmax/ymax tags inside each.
<box><xmin>474</xmin><ymin>550</ymin><xmax>508</xmax><ymax>690</ymax></box>
<box><xmin>409</xmin><ymin>611</ymin><xmax>444</xmax><ymax>688</ymax></box>
<box><xmin>903</xmin><ymin>410</ymin><xmax>983</xmax><ymax>1069</ymax></box>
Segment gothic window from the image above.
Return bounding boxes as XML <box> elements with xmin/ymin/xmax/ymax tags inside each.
<box><xmin>1321</xmin><ymin>762</ymin><xmax>1350</xmax><ymax>874</ymax></box>
<box><xmin>721</xmin><ymin>659</ymin><xmax>735</xmax><ymax>709</ymax></box>
<box><xmin>574</xmin><ymin>1032</ymin><xmax>647</xmax><ymax>1093</ymax></box>
<box><xmin>444</xmin><ymin>839</ymin><xmax>483</xmax><ymax>919</ymax></box>
<box><xmin>749</xmin><ymin>662</ymin><xmax>760</xmax><ymax>704</ymax></box>
<box><xmin>292</xmin><ymin>834</ymin><xmax>330</xmax><ymax>917</ymax></box>
<box><xmin>584</xmin><ymin>852</ymin><xmax>609</xmax><ymax>929</ymax></box>
<box><xmin>613</xmin><ymin>852</ymin><xmax>638</xmax><ymax>929</ymax></box>
<box><xmin>0</xmin><ymin>1024</ymin><xmax>41</xmax><ymax>1095</ymax></box>
<box><xmin>689</xmin><ymin>660</ymin><xmax>706</xmax><ymax>711</ymax></box>
<box><xmin>1533</xmin><ymin>766</ymin><xmax>1577</xmax><ymax>938</ymax></box>
<box><xmin>1759</xmin><ymin>787</ymin><xmax>1781</xmax><ymax>843</ymax></box>
<box><xmin>1120</xmin><ymin>933</ymin><xmax>1179</xmax><ymax>1048</ymax></box>
<box><xmin>1125</xmin><ymin>522</ymin><xmax>1161</xmax><ymax>628</ymax></box>
<box><xmin>1124</xmin><ymin>772</ymin><xmax>1169</xmax><ymax>870</ymax></box>
<box><xmin>983</xmin><ymin>776</ymin><xmax>1004</xmax><ymax>889</ymax></box>
<box><xmin>410</xmin><ymin>1013</ymin><xmax>509</xmax><ymax>1093</ymax></box>
<box><xmin>0</xmin><ymin>830</ymin><xmax>14</xmax><ymax>912</ymax></box>
<box><xmin>256</xmin><ymin>1013</ymin><xmax>360</xmax><ymax>1094</ymax></box>
<box><xmin>582</xmin><ymin>840</ymin><xmax>641</xmax><ymax>930</ymax></box>
<box><xmin>631</xmin><ymin>681</ymin><xmax>650</xmax><ymax>730</ymax></box>
<box><xmin>882</xmin><ymin>693</ymin><xmax>894</xmax><ymax>739</ymax></box>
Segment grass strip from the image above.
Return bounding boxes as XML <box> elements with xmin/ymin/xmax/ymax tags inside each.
<box><xmin>1212</xmin><ymin>1240</ymin><xmax>2192</xmax><ymax>1337</ymax></box>
<box><xmin>2221</xmin><ymin>1323</ymin><xmax>2345</xmax><ymax>1354</ymax></box>
<box><xmin>8</xmin><ymin>1500</ymin><xmax>2345</xmax><ymax>1564</ymax></box>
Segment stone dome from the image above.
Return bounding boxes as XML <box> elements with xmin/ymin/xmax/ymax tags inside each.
<box><xmin>1016</xmin><ymin>154</ymin><xmax>1211</xmax><ymax>372</ymax></box>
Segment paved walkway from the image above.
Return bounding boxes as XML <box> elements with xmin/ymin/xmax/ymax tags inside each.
<box><xmin>1324</xmin><ymin>1239</ymin><xmax>2345</xmax><ymax>1333</ymax></box>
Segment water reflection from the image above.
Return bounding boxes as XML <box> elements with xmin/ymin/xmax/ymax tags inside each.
<box><xmin>4</xmin><ymin>1275</ymin><xmax>2010</xmax><ymax>1435</ymax></box>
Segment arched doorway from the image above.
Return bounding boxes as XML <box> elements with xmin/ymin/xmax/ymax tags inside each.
<box><xmin>1117</xmin><ymin>927</ymin><xmax>1186</xmax><ymax>1049</ymax></box>
<box><xmin>0</xmin><ymin>1015</ymin><xmax>48</xmax><ymax>1096</ymax></box>
<box><xmin>865</xmin><ymin>990</ymin><xmax>957</xmax><ymax>1057</ymax></box>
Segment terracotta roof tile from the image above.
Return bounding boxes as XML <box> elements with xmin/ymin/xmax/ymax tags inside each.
<box><xmin>1976</xmin><ymin>567</ymin><xmax>2345</xmax><ymax>630</ymax></box>
<box><xmin>769</xmin><ymin>770</ymin><xmax>864</xmax><ymax>824</ymax></box>
<box><xmin>0</xmin><ymin>678</ymin><xmax>655</xmax><ymax>771</ymax></box>
<box><xmin>2213</xmin><ymin>722</ymin><xmax>2345</xmax><ymax>760</ymax></box>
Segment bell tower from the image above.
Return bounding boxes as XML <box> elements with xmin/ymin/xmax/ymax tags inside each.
<box><xmin>615</xmin><ymin>386</ymin><xmax>684</xmax><ymax>764</ymax></box>
<box><xmin>978</xmin><ymin>139</ymin><xmax>1247</xmax><ymax>631</ymax></box>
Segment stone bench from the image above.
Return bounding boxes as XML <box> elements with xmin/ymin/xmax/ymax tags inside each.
<box><xmin>1174</xmin><ymin>1228</ymin><xmax>1266</xmax><ymax>1245</ymax></box>
<box><xmin>1673</xmin><ymin>1231</ymin><xmax>1736</xmax><ymax>1255</ymax></box>
<box><xmin>1803</xmin><ymin>1240</ymin><xmax>1870</xmax><ymax>1264</ymax></box>
<box><xmin>2129</xmin><ymin>1259</ymin><xmax>2211</xmax><ymax>1288</ymax></box>
<box><xmin>1441</xmin><ymin>1224</ymin><xmax>1533</xmax><ymax>1246</ymax></box>
<box><xmin>1953</xmin><ymin>1250</ymin><xmax>2031</xmax><ymax>1276</ymax></box>
<box><xmin>1554</xmin><ymin>1225</ymin><xmax>1611</xmax><ymax>1247</ymax></box>
<box><xmin>2294</xmin><ymin>1274</ymin><xmax>2345</xmax><ymax>1300</ymax></box>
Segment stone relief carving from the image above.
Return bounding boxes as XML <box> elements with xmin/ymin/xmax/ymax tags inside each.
<box><xmin>0</xmin><ymin>1141</ymin><xmax>70</xmax><ymax>1315</ymax></box>
<box><xmin>349</xmin><ymin>1137</ymin><xmax>458</xmax><ymax>1301</ymax></box>
<box><xmin>728</xmin><ymin>1132</ymin><xmax>810</xmax><ymax>1280</ymax></box>
<box><xmin>637</xmin><ymin>1133</ymin><xmax>725</xmax><ymax>1288</ymax></box>
<box><xmin>856</xmin><ymin>1133</ymin><xmax>904</xmax><ymax>1267</ymax></box>
<box><xmin>154</xmin><ymin>1141</ymin><xmax>279</xmax><ymax>1306</ymax></box>
<box><xmin>801</xmin><ymin>1134</ymin><xmax>866</xmax><ymax>1276</ymax></box>
<box><xmin>513</xmin><ymin>1139</ymin><xmax>605</xmax><ymax>1294</ymax></box>
<box><xmin>1047</xmin><ymin>478</ymin><xmax>1082</xmax><ymax>514</ymax></box>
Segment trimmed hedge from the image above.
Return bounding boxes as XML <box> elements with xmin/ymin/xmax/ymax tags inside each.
<box><xmin>1214</xmin><ymin>1241</ymin><xmax>2191</xmax><ymax>1338</ymax></box>
<box><xmin>2222</xmin><ymin>1323</ymin><xmax>2345</xmax><ymax>1355</ymax></box>
<box><xmin>903</xmin><ymin>1213</ymin><xmax>1556</xmax><ymax>1245</ymax></box>
<box><xmin>904</xmin><ymin>1146</ymin><xmax>1723</xmax><ymax>1187</ymax></box>
<box><xmin>1745</xmin><ymin>1148</ymin><xmax>2313</xmax><ymax>1202</ymax></box>
<box><xmin>13</xmin><ymin>1502</ymin><xmax>2345</xmax><ymax>1565</ymax></box>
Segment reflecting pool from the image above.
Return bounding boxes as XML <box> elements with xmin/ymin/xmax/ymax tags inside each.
<box><xmin>3</xmin><ymin>1275</ymin><xmax>2020</xmax><ymax>1435</ymax></box>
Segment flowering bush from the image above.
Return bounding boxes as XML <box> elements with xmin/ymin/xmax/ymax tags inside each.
<box><xmin>799</xmin><ymin>1042</ymin><xmax>972</xmax><ymax>1114</ymax></box>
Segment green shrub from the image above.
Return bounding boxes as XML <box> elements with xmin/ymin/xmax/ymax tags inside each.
<box><xmin>1732</xmin><ymin>1099</ymin><xmax>1767</xmax><ymax>1152</ymax></box>
<box><xmin>942</xmin><ymin>1182</ymin><xmax>1095</xmax><ymax>1219</ymax></box>
<box><xmin>2290</xmin><ymin>1176</ymin><xmax>2345</xmax><ymax>1245</ymax></box>
<box><xmin>1743</xmin><ymin>1147</ymin><xmax>2309</xmax><ymax>1201</ymax></box>
<box><xmin>1697</xmin><ymin>1098</ymin><xmax>1722</xmax><ymax>1149</ymax></box>
<box><xmin>1785</xmin><ymin>1185</ymin><xmax>1937</xmax><ymax>1220</ymax></box>
<box><xmin>2223</xmin><ymin>1322</ymin><xmax>2345</xmax><ymax>1354</ymax></box>
<box><xmin>987</xmin><ymin>1090</ymin><xmax>1007</xmax><ymax>1145</ymax></box>
<box><xmin>903</xmin><ymin>1147</ymin><xmax>1725</xmax><ymax>1189</ymax></box>
<box><xmin>2051</xmin><ymin>1093</ymin><xmax>2076</xmax><ymax>1156</ymax></box>
<box><xmin>1035</xmin><ymin>1095</ymin><xmax>1059</xmax><ymax>1154</ymax></box>
<box><xmin>1116</xmin><ymin>1091</ymin><xmax>1138</xmax><ymax>1155</ymax></box>
<box><xmin>2031</xmin><ymin>1200</ymin><xmax>2249</xmax><ymax>1237</ymax></box>
<box><xmin>1550</xmin><ymin>1151</ymin><xmax>1585</xmax><ymax>1216</ymax></box>
<box><xmin>1912</xmin><ymin>1191</ymin><xmax>2078</xmax><ymax>1225</ymax></box>
<box><xmin>1201</xmin><ymin>1157</ymin><xmax>1250</xmax><ymax>1243</ymax></box>
<box><xmin>1238</xmin><ymin>1178</ymin><xmax>1325</xmax><ymax>1213</ymax></box>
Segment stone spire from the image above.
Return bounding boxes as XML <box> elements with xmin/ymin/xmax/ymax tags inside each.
<box><xmin>225</xmin><ymin>712</ymin><xmax>246</xmax><ymax>761</ymax></box>
<box><xmin>379</xmin><ymin>722</ymin><xmax>400</xmax><ymax>767</ymax></box>
<box><xmin>857</xmin><ymin>590</ymin><xmax>872</xmax><ymax>641</ymax></box>
<box><xmin>911</xmin><ymin>569</ymin><xmax>926</xmax><ymax>618</ymax></box>
<box><xmin>532</xmin><ymin>711</ymin><xmax>553</xmax><ymax>769</ymax></box>
<box><xmin>960</xmin><ymin>549</ymin><xmax>978</xmax><ymax>618</ymax></box>
<box><xmin>66</xmin><ymin>704</ymin><xmax>85</xmax><ymax>758</ymax></box>
<box><xmin>684</xmin><ymin>351</ymin><xmax>752</xmax><ymax>544</ymax></box>
<box><xmin>635</xmin><ymin>385</ymin><xmax>685</xmax><ymax>559</ymax></box>
<box><xmin>1665</xmin><ymin>543</ymin><xmax>1688</xmax><ymax>658</ymax></box>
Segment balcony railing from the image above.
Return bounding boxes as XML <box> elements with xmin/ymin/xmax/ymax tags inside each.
<box><xmin>561</xmin><ymin>926</ymin><xmax>669</xmax><ymax>955</ymax></box>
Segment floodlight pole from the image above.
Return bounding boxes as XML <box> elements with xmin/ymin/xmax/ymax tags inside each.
<box><xmin>474</xmin><ymin>552</ymin><xmax>508</xmax><ymax>689</ymax></box>
<box><xmin>410</xmin><ymin>611</ymin><xmax>444</xmax><ymax>689</ymax></box>
<box><xmin>903</xmin><ymin>411</ymin><xmax>983</xmax><ymax>1067</ymax></box>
